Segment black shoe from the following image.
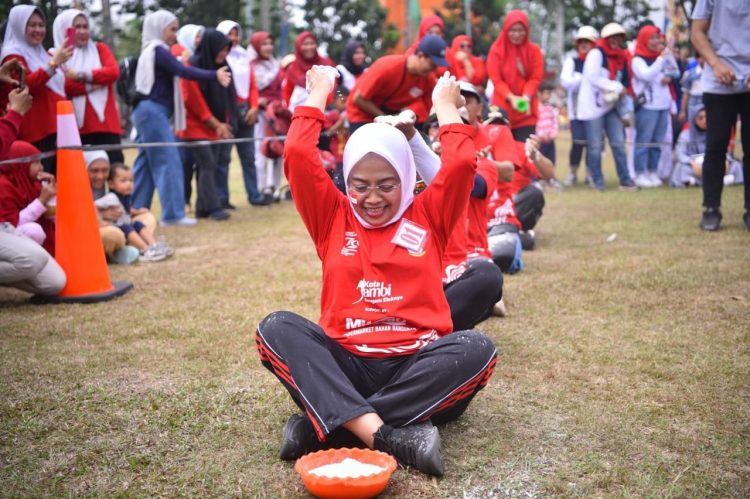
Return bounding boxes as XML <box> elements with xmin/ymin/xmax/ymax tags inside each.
<box><xmin>208</xmin><ymin>209</ymin><xmax>230</xmax><ymax>221</ymax></box>
<box><xmin>744</xmin><ymin>211</ymin><xmax>749</xmax><ymax>231</ymax></box>
<box><xmin>222</xmin><ymin>202</ymin><xmax>236</xmax><ymax>210</ymax></box>
<box><xmin>618</xmin><ymin>180</ymin><xmax>640</xmax><ymax>192</ymax></box>
<box><xmin>699</xmin><ymin>207</ymin><xmax>722</xmax><ymax>231</ymax></box>
<box><xmin>249</xmin><ymin>197</ymin><xmax>270</xmax><ymax>206</ymax></box>
<box><xmin>373</xmin><ymin>423</ymin><xmax>444</xmax><ymax>477</ymax></box>
<box><xmin>279</xmin><ymin>414</ymin><xmax>322</xmax><ymax>460</ymax></box>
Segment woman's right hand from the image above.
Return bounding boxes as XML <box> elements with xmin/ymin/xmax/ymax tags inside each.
<box><xmin>51</xmin><ymin>44</ymin><xmax>73</xmax><ymax>67</ymax></box>
<box><xmin>432</xmin><ymin>72</ymin><xmax>464</xmax><ymax>108</ymax></box>
<box><xmin>216</xmin><ymin>66</ymin><xmax>232</xmax><ymax>87</ymax></box>
<box><xmin>306</xmin><ymin>65</ymin><xmax>336</xmax><ymax>95</ymax></box>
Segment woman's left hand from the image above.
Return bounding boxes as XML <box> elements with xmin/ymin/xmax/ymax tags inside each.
<box><xmin>244</xmin><ymin>107</ymin><xmax>259</xmax><ymax>125</ymax></box>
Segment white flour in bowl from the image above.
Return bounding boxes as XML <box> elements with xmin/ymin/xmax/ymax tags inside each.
<box><xmin>309</xmin><ymin>458</ymin><xmax>386</xmax><ymax>478</ymax></box>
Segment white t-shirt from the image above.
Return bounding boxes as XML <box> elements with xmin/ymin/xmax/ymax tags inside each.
<box><xmin>631</xmin><ymin>56</ymin><xmax>672</xmax><ymax>110</ymax></box>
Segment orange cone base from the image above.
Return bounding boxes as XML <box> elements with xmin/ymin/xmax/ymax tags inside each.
<box><xmin>30</xmin><ymin>280</ymin><xmax>133</xmax><ymax>304</ymax></box>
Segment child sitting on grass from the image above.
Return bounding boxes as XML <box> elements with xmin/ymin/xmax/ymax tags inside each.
<box><xmin>105</xmin><ymin>163</ymin><xmax>173</xmax><ymax>262</ymax></box>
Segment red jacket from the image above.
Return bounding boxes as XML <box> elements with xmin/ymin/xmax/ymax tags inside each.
<box><xmin>0</xmin><ymin>110</ymin><xmax>23</xmax><ymax>159</ymax></box>
<box><xmin>285</xmin><ymin>106</ymin><xmax>476</xmax><ymax>357</ymax></box>
<box><xmin>64</xmin><ymin>42</ymin><xmax>122</xmax><ymax>136</ymax></box>
<box><xmin>0</xmin><ymin>55</ymin><xmax>64</xmax><ymax>143</ymax></box>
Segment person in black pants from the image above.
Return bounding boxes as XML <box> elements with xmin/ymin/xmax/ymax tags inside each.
<box><xmin>691</xmin><ymin>0</ymin><xmax>750</xmax><ymax>231</ymax></box>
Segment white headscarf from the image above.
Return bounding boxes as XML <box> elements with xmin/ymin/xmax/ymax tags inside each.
<box><xmin>52</xmin><ymin>9</ymin><xmax>108</xmax><ymax>127</ymax></box>
<box><xmin>0</xmin><ymin>5</ymin><xmax>65</xmax><ymax>97</ymax></box>
<box><xmin>216</xmin><ymin>20</ymin><xmax>253</xmax><ymax>100</ymax></box>
<box><xmin>135</xmin><ymin>10</ymin><xmax>186</xmax><ymax>131</ymax></box>
<box><xmin>342</xmin><ymin>123</ymin><xmax>416</xmax><ymax>229</ymax></box>
<box><xmin>176</xmin><ymin>24</ymin><xmax>204</xmax><ymax>53</ymax></box>
<box><xmin>83</xmin><ymin>149</ymin><xmax>109</xmax><ymax>169</ymax></box>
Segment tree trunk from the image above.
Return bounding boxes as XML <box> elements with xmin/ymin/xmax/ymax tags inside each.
<box><xmin>100</xmin><ymin>0</ymin><xmax>114</xmax><ymax>48</ymax></box>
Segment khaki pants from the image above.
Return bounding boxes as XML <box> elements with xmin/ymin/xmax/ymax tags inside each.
<box><xmin>99</xmin><ymin>212</ymin><xmax>158</xmax><ymax>257</ymax></box>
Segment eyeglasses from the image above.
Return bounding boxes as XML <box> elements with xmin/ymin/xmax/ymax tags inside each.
<box><xmin>460</xmin><ymin>43</ymin><xmax>472</xmax><ymax>49</ymax></box>
<box><xmin>348</xmin><ymin>183</ymin><xmax>401</xmax><ymax>195</ymax></box>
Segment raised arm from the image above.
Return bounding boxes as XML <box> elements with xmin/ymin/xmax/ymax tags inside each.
<box><xmin>283</xmin><ymin>66</ymin><xmax>342</xmax><ymax>248</ymax></box>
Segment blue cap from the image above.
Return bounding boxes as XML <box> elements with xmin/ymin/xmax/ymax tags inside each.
<box><xmin>416</xmin><ymin>35</ymin><xmax>449</xmax><ymax>67</ymax></box>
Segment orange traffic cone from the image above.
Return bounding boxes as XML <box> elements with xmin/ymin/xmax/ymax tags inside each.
<box><xmin>44</xmin><ymin>100</ymin><xmax>132</xmax><ymax>303</ymax></box>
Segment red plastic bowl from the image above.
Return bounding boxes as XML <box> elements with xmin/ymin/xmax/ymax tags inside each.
<box><xmin>295</xmin><ymin>447</ymin><xmax>397</xmax><ymax>498</ymax></box>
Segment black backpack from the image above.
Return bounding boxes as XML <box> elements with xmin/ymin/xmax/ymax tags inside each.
<box><xmin>116</xmin><ymin>55</ymin><xmax>142</xmax><ymax>106</ymax></box>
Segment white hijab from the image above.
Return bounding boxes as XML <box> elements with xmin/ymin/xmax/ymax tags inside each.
<box><xmin>135</xmin><ymin>10</ymin><xmax>185</xmax><ymax>131</ymax></box>
<box><xmin>0</xmin><ymin>5</ymin><xmax>65</xmax><ymax>97</ymax></box>
<box><xmin>176</xmin><ymin>24</ymin><xmax>204</xmax><ymax>54</ymax></box>
<box><xmin>52</xmin><ymin>9</ymin><xmax>108</xmax><ymax>127</ymax></box>
<box><xmin>216</xmin><ymin>20</ymin><xmax>254</xmax><ymax>100</ymax></box>
<box><xmin>342</xmin><ymin>123</ymin><xmax>416</xmax><ymax>229</ymax></box>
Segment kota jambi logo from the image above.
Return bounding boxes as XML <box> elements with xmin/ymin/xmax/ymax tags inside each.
<box><xmin>353</xmin><ymin>279</ymin><xmax>394</xmax><ymax>304</ymax></box>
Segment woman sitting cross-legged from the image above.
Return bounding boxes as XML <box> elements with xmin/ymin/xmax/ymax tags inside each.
<box><xmin>255</xmin><ymin>68</ymin><xmax>498</xmax><ymax>477</ymax></box>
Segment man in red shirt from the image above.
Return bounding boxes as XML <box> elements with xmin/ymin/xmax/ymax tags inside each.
<box><xmin>346</xmin><ymin>35</ymin><xmax>448</xmax><ymax>132</ymax></box>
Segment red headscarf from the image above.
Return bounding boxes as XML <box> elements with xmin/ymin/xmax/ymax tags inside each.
<box><xmin>488</xmin><ymin>10</ymin><xmax>534</xmax><ymax>92</ymax></box>
<box><xmin>596</xmin><ymin>34</ymin><xmax>631</xmax><ymax>80</ymax></box>
<box><xmin>447</xmin><ymin>35</ymin><xmax>487</xmax><ymax>86</ymax></box>
<box><xmin>0</xmin><ymin>141</ymin><xmax>55</xmax><ymax>254</ymax></box>
<box><xmin>418</xmin><ymin>15</ymin><xmax>445</xmax><ymax>39</ymax></box>
<box><xmin>406</xmin><ymin>15</ymin><xmax>445</xmax><ymax>56</ymax></box>
<box><xmin>250</xmin><ymin>31</ymin><xmax>271</xmax><ymax>58</ymax></box>
<box><xmin>285</xmin><ymin>31</ymin><xmax>334</xmax><ymax>88</ymax></box>
<box><xmin>634</xmin><ymin>25</ymin><xmax>662</xmax><ymax>60</ymax></box>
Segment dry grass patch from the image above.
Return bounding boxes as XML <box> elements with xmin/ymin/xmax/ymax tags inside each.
<box><xmin>0</xmin><ymin>137</ymin><xmax>748</xmax><ymax>496</ymax></box>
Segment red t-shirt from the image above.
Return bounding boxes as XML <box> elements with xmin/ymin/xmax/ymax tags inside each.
<box><xmin>346</xmin><ymin>55</ymin><xmax>435</xmax><ymax>123</ymax></box>
<box><xmin>466</xmin><ymin>158</ymin><xmax>498</xmax><ymax>260</ymax></box>
<box><xmin>486</xmin><ymin>141</ymin><xmax>538</xmax><ymax>230</ymax></box>
<box><xmin>175</xmin><ymin>64</ymin><xmax>225</xmax><ymax>141</ymax></box>
<box><xmin>284</xmin><ymin>106</ymin><xmax>476</xmax><ymax>358</ymax></box>
<box><xmin>64</xmin><ymin>42</ymin><xmax>122</xmax><ymax>136</ymax></box>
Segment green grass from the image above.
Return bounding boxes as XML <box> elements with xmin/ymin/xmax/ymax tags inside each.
<box><xmin>0</xmin><ymin>135</ymin><xmax>748</xmax><ymax>497</ymax></box>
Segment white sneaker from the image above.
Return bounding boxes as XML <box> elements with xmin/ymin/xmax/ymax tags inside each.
<box><xmin>140</xmin><ymin>245</ymin><xmax>168</xmax><ymax>262</ymax></box>
<box><xmin>562</xmin><ymin>173</ymin><xmax>577</xmax><ymax>187</ymax></box>
<box><xmin>648</xmin><ymin>172</ymin><xmax>662</xmax><ymax>187</ymax></box>
<box><xmin>634</xmin><ymin>174</ymin><xmax>652</xmax><ymax>188</ymax></box>
<box><xmin>723</xmin><ymin>174</ymin><xmax>735</xmax><ymax>186</ymax></box>
<box><xmin>153</xmin><ymin>240</ymin><xmax>175</xmax><ymax>257</ymax></box>
<box><xmin>161</xmin><ymin>216</ymin><xmax>197</xmax><ymax>227</ymax></box>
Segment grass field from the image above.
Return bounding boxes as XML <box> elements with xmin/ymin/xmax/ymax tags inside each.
<box><xmin>1</xmin><ymin>134</ymin><xmax>748</xmax><ymax>497</ymax></box>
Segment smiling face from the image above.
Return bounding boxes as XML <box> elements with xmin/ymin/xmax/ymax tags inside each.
<box><xmin>73</xmin><ymin>14</ymin><xmax>90</xmax><ymax>46</ymax></box>
<box><xmin>300</xmin><ymin>36</ymin><xmax>317</xmax><ymax>60</ymax></box>
<box><xmin>25</xmin><ymin>12</ymin><xmax>46</xmax><ymax>47</ymax></box>
<box><xmin>508</xmin><ymin>22</ymin><xmax>526</xmax><ymax>45</ymax></box>
<box><xmin>88</xmin><ymin>159</ymin><xmax>110</xmax><ymax>190</ymax></box>
<box><xmin>607</xmin><ymin>34</ymin><xmax>625</xmax><ymax>49</ymax></box>
<box><xmin>647</xmin><ymin>33</ymin><xmax>664</xmax><ymax>53</ymax></box>
<box><xmin>260</xmin><ymin>37</ymin><xmax>274</xmax><ymax>58</ymax></box>
<box><xmin>347</xmin><ymin>153</ymin><xmax>402</xmax><ymax>227</ymax></box>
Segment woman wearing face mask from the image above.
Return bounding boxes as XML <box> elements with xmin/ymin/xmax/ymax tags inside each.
<box><xmin>255</xmin><ymin>68</ymin><xmax>497</xmax><ymax>477</ymax></box>
<box><xmin>336</xmin><ymin>41</ymin><xmax>368</xmax><ymax>93</ymax></box>
<box><xmin>486</xmin><ymin>10</ymin><xmax>544</xmax><ymax>141</ymax></box>
<box><xmin>250</xmin><ymin>31</ymin><xmax>283</xmax><ymax>205</ymax></box>
<box><xmin>130</xmin><ymin>10</ymin><xmax>231</xmax><ymax>226</ymax></box>
<box><xmin>215</xmin><ymin>20</ymin><xmax>263</xmax><ymax>208</ymax></box>
<box><xmin>175</xmin><ymin>29</ymin><xmax>236</xmax><ymax>221</ymax></box>
<box><xmin>0</xmin><ymin>5</ymin><xmax>73</xmax><ymax>175</ymax></box>
<box><xmin>560</xmin><ymin>26</ymin><xmax>598</xmax><ymax>186</ymax></box>
<box><xmin>52</xmin><ymin>9</ymin><xmax>124</xmax><ymax>164</ymax></box>
<box><xmin>283</xmin><ymin>31</ymin><xmax>335</xmax><ymax>112</ymax></box>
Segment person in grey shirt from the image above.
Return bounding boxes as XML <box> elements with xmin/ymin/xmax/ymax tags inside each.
<box><xmin>691</xmin><ymin>0</ymin><xmax>750</xmax><ymax>231</ymax></box>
